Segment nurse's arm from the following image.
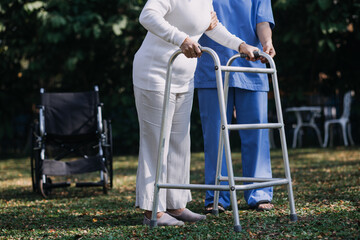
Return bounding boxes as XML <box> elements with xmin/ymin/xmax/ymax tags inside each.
<box><xmin>257</xmin><ymin>22</ymin><xmax>276</xmax><ymax>63</ymax></box>
<box><xmin>205</xmin><ymin>22</ymin><xmax>259</xmax><ymax>61</ymax></box>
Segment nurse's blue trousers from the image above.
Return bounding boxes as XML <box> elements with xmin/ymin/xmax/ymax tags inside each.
<box><xmin>197</xmin><ymin>88</ymin><xmax>273</xmax><ymax>208</ymax></box>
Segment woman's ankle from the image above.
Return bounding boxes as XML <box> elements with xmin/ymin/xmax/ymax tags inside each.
<box><xmin>166</xmin><ymin>208</ymin><xmax>185</xmax><ymax>215</ymax></box>
<box><xmin>144</xmin><ymin>211</ymin><xmax>164</xmax><ymax>219</ymax></box>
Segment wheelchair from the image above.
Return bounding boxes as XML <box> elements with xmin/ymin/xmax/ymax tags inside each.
<box><xmin>30</xmin><ymin>86</ymin><xmax>113</xmax><ymax>198</ymax></box>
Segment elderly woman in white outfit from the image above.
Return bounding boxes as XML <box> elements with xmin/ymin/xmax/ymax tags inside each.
<box><xmin>133</xmin><ymin>0</ymin><xmax>259</xmax><ymax>226</ymax></box>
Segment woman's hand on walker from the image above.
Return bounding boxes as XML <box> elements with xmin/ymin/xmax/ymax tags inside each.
<box><xmin>207</xmin><ymin>11</ymin><xmax>218</xmax><ymax>31</ymax></box>
<box><xmin>239</xmin><ymin>42</ymin><xmax>260</xmax><ymax>62</ymax></box>
<box><xmin>180</xmin><ymin>37</ymin><xmax>202</xmax><ymax>58</ymax></box>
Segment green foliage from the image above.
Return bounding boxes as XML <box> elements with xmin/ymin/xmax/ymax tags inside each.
<box><xmin>0</xmin><ymin>0</ymin><xmax>359</xmax><ymax>155</ymax></box>
<box><xmin>272</xmin><ymin>0</ymin><xmax>360</xmax><ymax>98</ymax></box>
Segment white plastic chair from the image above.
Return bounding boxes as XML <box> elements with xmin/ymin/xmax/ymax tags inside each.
<box><xmin>322</xmin><ymin>90</ymin><xmax>355</xmax><ymax>147</ymax></box>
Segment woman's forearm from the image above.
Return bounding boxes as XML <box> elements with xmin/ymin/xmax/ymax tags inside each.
<box><xmin>205</xmin><ymin>22</ymin><xmax>244</xmax><ymax>51</ymax></box>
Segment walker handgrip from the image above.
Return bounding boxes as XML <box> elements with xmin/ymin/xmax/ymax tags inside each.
<box><xmin>239</xmin><ymin>51</ymin><xmax>260</xmax><ymax>59</ymax></box>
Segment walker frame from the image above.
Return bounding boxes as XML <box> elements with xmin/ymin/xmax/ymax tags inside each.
<box><xmin>150</xmin><ymin>47</ymin><xmax>297</xmax><ymax>232</ymax></box>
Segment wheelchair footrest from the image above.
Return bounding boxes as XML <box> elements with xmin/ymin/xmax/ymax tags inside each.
<box><xmin>75</xmin><ymin>181</ymin><xmax>103</xmax><ymax>187</ymax></box>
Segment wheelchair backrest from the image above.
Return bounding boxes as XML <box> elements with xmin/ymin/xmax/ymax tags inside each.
<box><xmin>41</xmin><ymin>91</ymin><xmax>100</xmax><ymax>136</ymax></box>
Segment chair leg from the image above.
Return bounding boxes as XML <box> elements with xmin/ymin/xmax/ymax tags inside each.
<box><xmin>323</xmin><ymin>122</ymin><xmax>330</xmax><ymax>148</ymax></box>
<box><xmin>298</xmin><ymin>129</ymin><xmax>303</xmax><ymax>148</ymax></box>
<box><xmin>341</xmin><ymin>123</ymin><xmax>349</xmax><ymax>146</ymax></box>
<box><xmin>329</xmin><ymin>125</ymin><xmax>334</xmax><ymax>147</ymax></box>
<box><xmin>292</xmin><ymin>126</ymin><xmax>300</xmax><ymax>148</ymax></box>
<box><xmin>347</xmin><ymin>123</ymin><xmax>355</xmax><ymax>146</ymax></box>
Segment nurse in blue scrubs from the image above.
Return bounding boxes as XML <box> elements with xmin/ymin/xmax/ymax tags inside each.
<box><xmin>194</xmin><ymin>0</ymin><xmax>276</xmax><ymax>212</ymax></box>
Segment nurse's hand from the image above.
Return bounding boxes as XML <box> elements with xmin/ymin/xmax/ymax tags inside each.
<box><xmin>239</xmin><ymin>42</ymin><xmax>260</xmax><ymax>61</ymax></box>
<box><xmin>207</xmin><ymin>11</ymin><xmax>218</xmax><ymax>31</ymax></box>
<box><xmin>261</xmin><ymin>41</ymin><xmax>276</xmax><ymax>63</ymax></box>
<box><xmin>180</xmin><ymin>37</ymin><xmax>202</xmax><ymax>58</ymax></box>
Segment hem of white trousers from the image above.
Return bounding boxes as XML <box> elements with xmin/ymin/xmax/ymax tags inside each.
<box><xmin>136</xmin><ymin>195</ymin><xmax>192</xmax><ymax>212</ymax></box>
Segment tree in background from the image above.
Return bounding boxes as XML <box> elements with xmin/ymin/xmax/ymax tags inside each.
<box><xmin>273</xmin><ymin>0</ymin><xmax>360</xmax><ymax>103</ymax></box>
<box><xmin>0</xmin><ymin>0</ymin><xmax>146</xmax><ymax>155</ymax></box>
<box><xmin>0</xmin><ymin>0</ymin><xmax>359</xmax><ymax>155</ymax></box>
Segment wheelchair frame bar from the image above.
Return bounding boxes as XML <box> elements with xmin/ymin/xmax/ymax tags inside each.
<box><xmin>150</xmin><ymin>47</ymin><xmax>297</xmax><ymax>232</ymax></box>
<box><xmin>95</xmin><ymin>86</ymin><xmax>106</xmax><ymax>182</ymax></box>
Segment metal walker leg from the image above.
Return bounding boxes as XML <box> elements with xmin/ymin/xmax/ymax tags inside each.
<box><xmin>150</xmin><ymin>47</ymin><xmax>297</xmax><ymax>231</ymax></box>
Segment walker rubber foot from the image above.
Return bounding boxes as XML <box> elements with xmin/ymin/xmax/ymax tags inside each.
<box><xmin>290</xmin><ymin>213</ymin><xmax>298</xmax><ymax>222</ymax></box>
<box><xmin>212</xmin><ymin>209</ymin><xmax>219</xmax><ymax>216</ymax></box>
<box><xmin>150</xmin><ymin>220</ymin><xmax>157</xmax><ymax>228</ymax></box>
<box><xmin>234</xmin><ymin>225</ymin><xmax>242</xmax><ymax>232</ymax></box>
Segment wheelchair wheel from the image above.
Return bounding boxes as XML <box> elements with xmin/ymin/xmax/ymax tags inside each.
<box><xmin>103</xmin><ymin>119</ymin><xmax>113</xmax><ymax>188</ymax></box>
<box><xmin>102</xmin><ymin>172</ymin><xmax>109</xmax><ymax>194</ymax></box>
<box><xmin>31</xmin><ymin>123</ymin><xmax>40</xmax><ymax>192</ymax></box>
<box><xmin>31</xmin><ymin>150</ymin><xmax>41</xmax><ymax>193</ymax></box>
<box><xmin>39</xmin><ymin>177</ymin><xmax>52</xmax><ymax>198</ymax></box>
<box><xmin>30</xmin><ymin>151</ymin><xmax>37</xmax><ymax>192</ymax></box>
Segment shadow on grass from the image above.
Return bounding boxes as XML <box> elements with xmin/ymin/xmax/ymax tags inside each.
<box><xmin>1</xmin><ymin>189</ymin><xmax>143</xmax><ymax>231</ymax></box>
<box><xmin>0</xmin><ymin>210</ymin><xmax>143</xmax><ymax>231</ymax></box>
<box><xmin>1</xmin><ymin>197</ymin><xmax>358</xmax><ymax>239</ymax></box>
<box><xmin>0</xmin><ymin>186</ymin><xmax>116</xmax><ymax>201</ymax></box>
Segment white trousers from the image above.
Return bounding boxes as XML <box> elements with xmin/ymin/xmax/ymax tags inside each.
<box><xmin>134</xmin><ymin>86</ymin><xmax>193</xmax><ymax>211</ymax></box>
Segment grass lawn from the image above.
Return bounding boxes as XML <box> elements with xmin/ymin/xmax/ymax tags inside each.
<box><xmin>0</xmin><ymin>147</ymin><xmax>359</xmax><ymax>239</ymax></box>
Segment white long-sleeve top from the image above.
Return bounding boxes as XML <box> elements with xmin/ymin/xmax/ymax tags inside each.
<box><xmin>133</xmin><ymin>0</ymin><xmax>244</xmax><ymax>93</ymax></box>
